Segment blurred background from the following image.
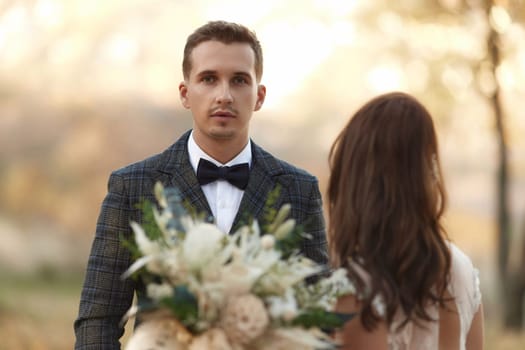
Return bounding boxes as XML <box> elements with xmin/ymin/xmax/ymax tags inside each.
<box><xmin>0</xmin><ymin>0</ymin><xmax>524</xmax><ymax>349</ymax></box>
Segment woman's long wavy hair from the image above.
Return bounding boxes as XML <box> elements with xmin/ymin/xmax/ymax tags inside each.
<box><xmin>327</xmin><ymin>92</ymin><xmax>451</xmax><ymax>331</ymax></box>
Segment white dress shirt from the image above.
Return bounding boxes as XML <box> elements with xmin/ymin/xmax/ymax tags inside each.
<box><xmin>188</xmin><ymin>132</ymin><xmax>252</xmax><ymax>233</ymax></box>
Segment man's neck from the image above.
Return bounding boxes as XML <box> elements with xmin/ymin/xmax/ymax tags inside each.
<box><xmin>192</xmin><ymin>135</ymin><xmax>249</xmax><ymax>164</ymax></box>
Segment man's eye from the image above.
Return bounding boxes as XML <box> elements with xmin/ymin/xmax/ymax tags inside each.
<box><xmin>233</xmin><ymin>76</ymin><xmax>248</xmax><ymax>85</ymax></box>
<box><xmin>202</xmin><ymin>76</ymin><xmax>216</xmax><ymax>83</ymax></box>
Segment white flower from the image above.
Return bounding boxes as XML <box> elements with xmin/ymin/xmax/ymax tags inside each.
<box><xmin>162</xmin><ymin>251</ymin><xmax>183</xmax><ymax>283</ymax></box>
<box><xmin>189</xmin><ymin>328</ymin><xmax>234</xmax><ymax>350</ymax></box>
<box><xmin>219</xmin><ymin>259</ymin><xmax>264</xmax><ymax>296</ymax></box>
<box><xmin>131</xmin><ymin>221</ymin><xmax>161</xmax><ymax>255</ymax></box>
<box><xmin>125</xmin><ymin>316</ymin><xmax>189</xmax><ymax>350</ymax></box>
<box><xmin>154</xmin><ymin>181</ymin><xmax>168</xmax><ymax>208</ymax></box>
<box><xmin>267</xmin><ymin>204</ymin><xmax>291</xmax><ymax>232</ymax></box>
<box><xmin>182</xmin><ymin>222</ymin><xmax>225</xmax><ymax>270</ymax></box>
<box><xmin>153</xmin><ymin>206</ymin><xmax>179</xmax><ymax>243</ymax></box>
<box><xmin>250</xmin><ymin>219</ymin><xmax>261</xmax><ymax>236</ymax></box>
<box><xmin>325</xmin><ymin>268</ymin><xmax>356</xmax><ymax>295</ymax></box>
<box><xmin>191</xmin><ymin>287</ymin><xmax>223</xmax><ymax>329</ymax></box>
<box><xmin>255</xmin><ymin>257</ymin><xmax>320</xmax><ymax>295</ymax></box>
<box><xmin>147</xmin><ymin>282</ymin><xmax>173</xmax><ymax>301</ymax></box>
<box><xmin>221</xmin><ymin>294</ymin><xmax>269</xmax><ymax>345</ymax></box>
<box><xmin>251</xmin><ymin>327</ymin><xmax>333</xmax><ymax>350</ymax></box>
<box><xmin>266</xmin><ymin>288</ymin><xmax>298</xmax><ymax>321</ymax></box>
<box><xmin>122</xmin><ymin>183</ymin><xmax>356</xmax><ymax>350</ymax></box>
<box><xmin>273</xmin><ymin>219</ymin><xmax>296</xmax><ymax>240</ymax></box>
<box><xmin>372</xmin><ymin>293</ymin><xmax>386</xmax><ymax>318</ymax></box>
<box><xmin>260</xmin><ymin>235</ymin><xmax>275</xmax><ymax>250</ymax></box>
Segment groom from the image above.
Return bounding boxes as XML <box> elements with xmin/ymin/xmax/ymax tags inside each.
<box><xmin>74</xmin><ymin>20</ymin><xmax>328</xmax><ymax>349</ymax></box>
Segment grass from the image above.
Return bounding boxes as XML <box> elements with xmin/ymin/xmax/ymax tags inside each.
<box><xmin>0</xmin><ymin>269</ymin><xmax>137</xmax><ymax>350</ymax></box>
<box><xmin>0</xmin><ymin>270</ymin><xmax>524</xmax><ymax>349</ymax></box>
<box><xmin>0</xmin><ymin>269</ymin><xmax>86</xmax><ymax>350</ymax></box>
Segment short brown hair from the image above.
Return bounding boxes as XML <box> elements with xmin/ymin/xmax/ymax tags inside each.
<box><xmin>182</xmin><ymin>21</ymin><xmax>263</xmax><ymax>81</ymax></box>
<box><xmin>328</xmin><ymin>92</ymin><xmax>451</xmax><ymax>331</ymax></box>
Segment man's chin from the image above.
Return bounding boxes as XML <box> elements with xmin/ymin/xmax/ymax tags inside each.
<box><xmin>208</xmin><ymin>128</ymin><xmax>235</xmax><ymax>140</ymax></box>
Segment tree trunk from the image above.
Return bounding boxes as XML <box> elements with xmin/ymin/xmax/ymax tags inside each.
<box><xmin>484</xmin><ymin>0</ymin><xmax>525</xmax><ymax>329</ymax></box>
<box><xmin>484</xmin><ymin>0</ymin><xmax>509</xmax><ymax>280</ymax></box>
<box><xmin>505</xmin><ymin>214</ymin><xmax>525</xmax><ymax>329</ymax></box>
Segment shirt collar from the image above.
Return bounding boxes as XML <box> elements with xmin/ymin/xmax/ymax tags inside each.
<box><xmin>188</xmin><ymin>130</ymin><xmax>252</xmax><ymax>173</ymax></box>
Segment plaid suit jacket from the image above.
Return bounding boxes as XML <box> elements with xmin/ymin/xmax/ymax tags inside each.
<box><xmin>74</xmin><ymin>130</ymin><xmax>328</xmax><ymax>349</ymax></box>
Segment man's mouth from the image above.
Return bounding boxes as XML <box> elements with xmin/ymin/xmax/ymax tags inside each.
<box><xmin>211</xmin><ymin>110</ymin><xmax>235</xmax><ymax>118</ymax></box>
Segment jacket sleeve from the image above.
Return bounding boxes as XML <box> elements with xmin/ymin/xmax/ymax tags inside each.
<box><xmin>74</xmin><ymin>172</ymin><xmax>137</xmax><ymax>350</ymax></box>
<box><xmin>299</xmin><ymin>177</ymin><xmax>329</xmax><ymax>267</ymax></box>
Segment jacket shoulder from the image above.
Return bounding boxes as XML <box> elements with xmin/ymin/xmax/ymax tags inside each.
<box><xmin>111</xmin><ymin>131</ymin><xmax>190</xmax><ymax>179</ymax></box>
<box><xmin>112</xmin><ymin>150</ymin><xmax>168</xmax><ymax>177</ymax></box>
<box><xmin>253</xmin><ymin>143</ymin><xmax>317</xmax><ymax>182</ymax></box>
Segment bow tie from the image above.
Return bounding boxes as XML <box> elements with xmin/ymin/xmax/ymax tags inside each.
<box><xmin>196</xmin><ymin>158</ymin><xmax>250</xmax><ymax>190</ymax></box>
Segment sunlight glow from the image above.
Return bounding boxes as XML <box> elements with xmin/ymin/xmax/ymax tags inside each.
<box><xmin>260</xmin><ymin>20</ymin><xmax>335</xmax><ymax>108</ymax></box>
<box><xmin>313</xmin><ymin>0</ymin><xmax>359</xmax><ymax>17</ymax></box>
<box><xmin>496</xmin><ymin>62</ymin><xmax>516</xmax><ymax>91</ymax></box>
<box><xmin>48</xmin><ymin>37</ymin><xmax>85</xmax><ymax>65</ymax></box>
<box><xmin>490</xmin><ymin>5</ymin><xmax>512</xmax><ymax>33</ymax></box>
<box><xmin>377</xmin><ymin>11</ymin><xmax>404</xmax><ymax>38</ymax></box>
<box><xmin>33</xmin><ymin>0</ymin><xmax>64</xmax><ymax>29</ymax></box>
<box><xmin>438</xmin><ymin>0</ymin><xmax>461</xmax><ymax>10</ymax></box>
<box><xmin>442</xmin><ymin>63</ymin><xmax>473</xmax><ymax>93</ymax></box>
<box><xmin>74</xmin><ymin>0</ymin><xmax>102</xmax><ymax>20</ymax></box>
<box><xmin>518</xmin><ymin>51</ymin><xmax>525</xmax><ymax>92</ymax></box>
<box><xmin>476</xmin><ymin>61</ymin><xmax>497</xmax><ymax>96</ymax></box>
<box><xmin>0</xmin><ymin>5</ymin><xmax>30</xmax><ymax>67</ymax></box>
<box><xmin>204</xmin><ymin>0</ymin><xmax>279</xmax><ymax>24</ymax></box>
<box><xmin>0</xmin><ymin>4</ymin><xmax>28</xmax><ymax>32</ymax></box>
<box><xmin>405</xmin><ymin>60</ymin><xmax>429</xmax><ymax>92</ymax></box>
<box><xmin>367</xmin><ymin>64</ymin><xmax>403</xmax><ymax>93</ymax></box>
<box><xmin>331</xmin><ymin>20</ymin><xmax>356</xmax><ymax>46</ymax></box>
<box><xmin>99</xmin><ymin>33</ymin><xmax>140</xmax><ymax>66</ymax></box>
<box><xmin>199</xmin><ymin>0</ymin><xmax>360</xmax><ymax>108</ymax></box>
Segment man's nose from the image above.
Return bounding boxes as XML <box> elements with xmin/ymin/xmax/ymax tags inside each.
<box><xmin>216</xmin><ymin>83</ymin><xmax>233</xmax><ymax>104</ymax></box>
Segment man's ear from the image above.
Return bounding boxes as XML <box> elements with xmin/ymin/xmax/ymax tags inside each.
<box><xmin>179</xmin><ymin>81</ymin><xmax>190</xmax><ymax>109</ymax></box>
<box><xmin>254</xmin><ymin>84</ymin><xmax>266</xmax><ymax>111</ymax></box>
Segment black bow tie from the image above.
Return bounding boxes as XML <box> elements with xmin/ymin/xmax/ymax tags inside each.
<box><xmin>196</xmin><ymin>158</ymin><xmax>250</xmax><ymax>190</ymax></box>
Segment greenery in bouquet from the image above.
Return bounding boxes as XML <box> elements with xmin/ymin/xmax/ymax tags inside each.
<box><xmin>121</xmin><ymin>182</ymin><xmax>355</xmax><ymax>350</ymax></box>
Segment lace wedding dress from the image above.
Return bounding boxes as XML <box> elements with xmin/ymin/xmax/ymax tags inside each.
<box><xmin>384</xmin><ymin>243</ymin><xmax>481</xmax><ymax>350</ymax></box>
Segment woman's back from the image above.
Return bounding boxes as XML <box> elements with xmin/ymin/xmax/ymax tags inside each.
<box><xmin>327</xmin><ymin>93</ymin><xmax>484</xmax><ymax>350</ymax></box>
<box><xmin>335</xmin><ymin>243</ymin><xmax>483</xmax><ymax>350</ymax></box>
<box><xmin>387</xmin><ymin>243</ymin><xmax>481</xmax><ymax>349</ymax></box>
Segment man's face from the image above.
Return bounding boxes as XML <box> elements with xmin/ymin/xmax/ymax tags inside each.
<box><xmin>179</xmin><ymin>41</ymin><xmax>266</xmax><ymax>150</ymax></box>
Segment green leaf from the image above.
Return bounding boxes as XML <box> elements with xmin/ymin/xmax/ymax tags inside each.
<box><xmin>159</xmin><ymin>286</ymin><xmax>199</xmax><ymax>329</ymax></box>
<box><xmin>119</xmin><ymin>232</ymin><xmax>142</xmax><ymax>260</ymax></box>
<box><xmin>119</xmin><ymin>199</ymin><xmax>165</xmax><ymax>268</ymax></box>
<box><xmin>260</xmin><ymin>185</ymin><xmax>282</xmax><ymax>232</ymax></box>
<box><xmin>274</xmin><ymin>224</ymin><xmax>305</xmax><ymax>259</ymax></box>
<box><xmin>231</xmin><ymin>185</ymin><xmax>283</xmax><ymax>233</ymax></box>
<box><xmin>292</xmin><ymin>308</ymin><xmax>355</xmax><ymax>330</ymax></box>
<box><xmin>136</xmin><ymin>199</ymin><xmax>163</xmax><ymax>241</ymax></box>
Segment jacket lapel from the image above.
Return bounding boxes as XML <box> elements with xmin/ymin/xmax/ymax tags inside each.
<box><xmin>153</xmin><ymin>134</ymin><xmax>294</xmax><ymax>232</ymax></box>
<box><xmin>154</xmin><ymin>131</ymin><xmax>213</xmax><ymax>218</ymax></box>
<box><xmin>230</xmin><ymin>142</ymin><xmax>294</xmax><ymax>232</ymax></box>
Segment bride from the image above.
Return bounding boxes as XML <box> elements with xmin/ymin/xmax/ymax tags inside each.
<box><xmin>327</xmin><ymin>92</ymin><xmax>484</xmax><ymax>350</ymax></box>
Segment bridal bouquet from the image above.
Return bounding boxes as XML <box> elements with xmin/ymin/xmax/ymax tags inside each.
<box><xmin>122</xmin><ymin>182</ymin><xmax>354</xmax><ymax>350</ymax></box>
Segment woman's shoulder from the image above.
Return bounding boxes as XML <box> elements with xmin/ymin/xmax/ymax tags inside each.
<box><xmin>447</xmin><ymin>242</ymin><xmax>478</xmax><ymax>290</ymax></box>
<box><xmin>446</xmin><ymin>241</ymin><xmax>482</xmax><ymax>323</ymax></box>
<box><xmin>448</xmin><ymin>242</ymin><xmax>474</xmax><ymax>267</ymax></box>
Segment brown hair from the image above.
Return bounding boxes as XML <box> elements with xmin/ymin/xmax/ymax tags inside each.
<box><xmin>182</xmin><ymin>20</ymin><xmax>263</xmax><ymax>81</ymax></box>
<box><xmin>327</xmin><ymin>92</ymin><xmax>451</xmax><ymax>331</ymax></box>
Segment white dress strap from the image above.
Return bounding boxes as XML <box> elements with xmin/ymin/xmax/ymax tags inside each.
<box><xmin>351</xmin><ymin>242</ymin><xmax>481</xmax><ymax>350</ymax></box>
<box><xmin>386</xmin><ymin>242</ymin><xmax>481</xmax><ymax>350</ymax></box>
<box><xmin>447</xmin><ymin>242</ymin><xmax>482</xmax><ymax>349</ymax></box>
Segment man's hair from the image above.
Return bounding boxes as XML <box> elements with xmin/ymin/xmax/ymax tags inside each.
<box><xmin>182</xmin><ymin>20</ymin><xmax>263</xmax><ymax>81</ymax></box>
<box><xmin>327</xmin><ymin>92</ymin><xmax>451</xmax><ymax>331</ymax></box>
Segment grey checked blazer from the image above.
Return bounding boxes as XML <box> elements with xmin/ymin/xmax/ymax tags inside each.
<box><xmin>74</xmin><ymin>130</ymin><xmax>328</xmax><ymax>349</ymax></box>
